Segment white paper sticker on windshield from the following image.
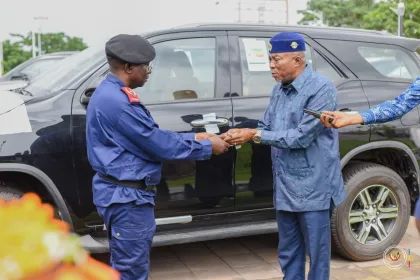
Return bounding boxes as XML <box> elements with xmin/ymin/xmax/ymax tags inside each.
<box><xmin>242</xmin><ymin>38</ymin><xmax>270</xmax><ymax>72</ymax></box>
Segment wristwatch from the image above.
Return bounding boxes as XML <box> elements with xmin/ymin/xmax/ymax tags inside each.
<box><xmin>253</xmin><ymin>130</ymin><xmax>262</xmax><ymax>144</ymax></box>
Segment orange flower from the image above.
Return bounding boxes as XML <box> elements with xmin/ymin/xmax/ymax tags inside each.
<box><xmin>0</xmin><ymin>193</ymin><xmax>119</xmax><ymax>280</ymax></box>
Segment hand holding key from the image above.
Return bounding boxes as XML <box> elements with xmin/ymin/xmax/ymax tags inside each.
<box><xmin>208</xmin><ymin>135</ymin><xmax>230</xmax><ymax>155</ymax></box>
<box><xmin>319</xmin><ymin>111</ymin><xmax>364</xmax><ymax>128</ymax></box>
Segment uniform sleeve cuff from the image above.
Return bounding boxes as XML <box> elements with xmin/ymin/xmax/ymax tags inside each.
<box><xmin>360</xmin><ymin>110</ymin><xmax>375</xmax><ymax>125</ymax></box>
<box><xmin>181</xmin><ymin>133</ymin><xmax>196</xmax><ymax>141</ymax></box>
<box><xmin>200</xmin><ymin>139</ymin><xmax>213</xmax><ymax>159</ymax></box>
<box><xmin>260</xmin><ymin>130</ymin><xmax>276</xmax><ymax>145</ymax></box>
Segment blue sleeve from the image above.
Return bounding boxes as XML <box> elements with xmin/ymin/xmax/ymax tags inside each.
<box><xmin>115</xmin><ymin>105</ymin><xmax>212</xmax><ymax>161</ymax></box>
<box><xmin>260</xmin><ymin>81</ymin><xmax>337</xmax><ymax>149</ymax></box>
<box><xmin>257</xmin><ymin>85</ymin><xmax>278</xmax><ymax>131</ymax></box>
<box><xmin>360</xmin><ymin>76</ymin><xmax>420</xmax><ymax>125</ymax></box>
<box><xmin>180</xmin><ymin>133</ymin><xmax>196</xmax><ymax>141</ymax></box>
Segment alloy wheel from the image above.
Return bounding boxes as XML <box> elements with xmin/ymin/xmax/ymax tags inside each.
<box><xmin>348</xmin><ymin>184</ymin><xmax>399</xmax><ymax>245</ymax></box>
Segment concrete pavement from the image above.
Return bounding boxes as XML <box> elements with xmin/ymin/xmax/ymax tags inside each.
<box><xmin>93</xmin><ymin>216</ymin><xmax>420</xmax><ymax>280</ymax></box>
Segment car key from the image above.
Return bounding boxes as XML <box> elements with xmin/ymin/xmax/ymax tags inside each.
<box><xmin>304</xmin><ymin>109</ymin><xmax>334</xmax><ymax>124</ymax></box>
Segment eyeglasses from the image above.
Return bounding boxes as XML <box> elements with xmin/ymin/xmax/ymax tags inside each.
<box><xmin>144</xmin><ymin>64</ymin><xmax>153</xmax><ymax>72</ymax></box>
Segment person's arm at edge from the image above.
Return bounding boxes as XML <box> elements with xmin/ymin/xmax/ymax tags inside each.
<box><xmin>340</xmin><ymin>77</ymin><xmax>420</xmax><ymax>126</ymax></box>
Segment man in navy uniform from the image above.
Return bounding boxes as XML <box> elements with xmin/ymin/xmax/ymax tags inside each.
<box><xmin>86</xmin><ymin>34</ymin><xmax>230</xmax><ymax>279</ymax></box>
<box><xmin>221</xmin><ymin>32</ymin><xmax>346</xmax><ymax>280</ymax></box>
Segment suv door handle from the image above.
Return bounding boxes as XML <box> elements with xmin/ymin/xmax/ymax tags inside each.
<box><xmin>190</xmin><ymin>118</ymin><xmax>229</xmax><ymax>127</ymax></box>
<box><xmin>339</xmin><ymin>108</ymin><xmax>360</xmax><ymax>115</ymax></box>
<box><xmin>339</xmin><ymin>108</ymin><xmax>351</xmax><ymax>112</ymax></box>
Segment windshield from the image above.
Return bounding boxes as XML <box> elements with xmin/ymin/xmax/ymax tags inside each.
<box><xmin>25</xmin><ymin>45</ymin><xmax>105</xmax><ymax>97</ymax></box>
<box><xmin>20</xmin><ymin>58</ymin><xmax>62</xmax><ymax>80</ymax></box>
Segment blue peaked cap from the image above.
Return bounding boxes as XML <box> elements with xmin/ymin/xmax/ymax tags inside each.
<box><xmin>268</xmin><ymin>32</ymin><xmax>306</xmax><ymax>53</ymax></box>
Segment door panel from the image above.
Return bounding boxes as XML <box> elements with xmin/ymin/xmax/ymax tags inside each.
<box><xmin>145</xmin><ymin>100</ymin><xmax>235</xmax><ymax>218</ymax></box>
<box><xmin>362</xmin><ymin>80</ymin><xmax>420</xmax><ymax>144</ymax></box>
<box><xmin>228</xmin><ymin>32</ymin><xmax>370</xmax><ymax>211</ymax></box>
<box><xmin>71</xmin><ymin>33</ymin><xmax>234</xmax><ymax>230</ymax></box>
<box><xmin>228</xmin><ymin>32</ymin><xmax>279</xmax><ymax>211</ymax></box>
<box><xmin>335</xmin><ymin>80</ymin><xmax>371</xmax><ymax>157</ymax></box>
<box><xmin>136</xmin><ymin>34</ymin><xmax>235</xmax><ymax>218</ymax></box>
<box><xmin>314</xmin><ymin>38</ymin><xmax>420</xmax><ymax>161</ymax></box>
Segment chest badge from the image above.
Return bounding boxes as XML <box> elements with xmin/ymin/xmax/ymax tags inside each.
<box><xmin>121</xmin><ymin>87</ymin><xmax>140</xmax><ymax>103</ymax></box>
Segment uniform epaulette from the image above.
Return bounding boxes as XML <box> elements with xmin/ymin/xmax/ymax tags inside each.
<box><xmin>121</xmin><ymin>87</ymin><xmax>140</xmax><ymax>103</ymax></box>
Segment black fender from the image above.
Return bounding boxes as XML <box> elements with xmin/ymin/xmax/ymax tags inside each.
<box><xmin>340</xmin><ymin>140</ymin><xmax>420</xmax><ymax>186</ymax></box>
<box><xmin>0</xmin><ymin>163</ymin><xmax>73</xmax><ymax>230</ymax></box>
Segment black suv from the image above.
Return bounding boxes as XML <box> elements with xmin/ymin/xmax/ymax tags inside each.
<box><xmin>1</xmin><ymin>23</ymin><xmax>420</xmax><ymax>262</ymax></box>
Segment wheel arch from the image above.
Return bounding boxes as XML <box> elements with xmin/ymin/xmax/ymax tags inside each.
<box><xmin>340</xmin><ymin>140</ymin><xmax>420</xmax><ymax>210</ymax></box>
<box><xmin>0</xmin><ymin>163</ymin><xmax>74</xmax><ymax>230</ymax></box>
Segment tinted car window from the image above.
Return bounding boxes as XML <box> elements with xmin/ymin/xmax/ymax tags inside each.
<box><xmin>135</xmin><ymin>38</ymin><xmax>216</xmax><ymax>103</ymax></box>
<box><xmin>358</xmin><ymin>46</ymin><xmax>414</xmax><ymax>79</ymax></box>
<box><xmin>318</xmin><ymin>39</ymin><xmax>420</xmax><ymax>80</ymax></box>
<box><xmin>238</xmin><ymin>37</ymin><xmax>314</xmax><ymax>96</ymax></box>
<box><xmin>312</xmin><ymin>50</ymin><xmax>342</xmax><ymax>81</ymax></box>
<box><xmin>238</xmin><ymin>37</ymin><xmax>343</xmax><ymax>96</ymax></box>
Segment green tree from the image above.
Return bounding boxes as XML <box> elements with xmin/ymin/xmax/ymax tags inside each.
<box><xmin>2</xmin><ymin>38</ymin><xmax>31</xmax><ymax>74</ymax></box>
<box><xmin>362</xmin><ymin>0</ymin><xmax>420</xmax><ymax>39</ymax></box>
<box><xmin>298</xmin><ymin>0</ymin><xmax>420</xmax><ymax>39</ymax></box>
<box><xmin>298</xmin><ymin>0</ymin><xmax>375</xmax><ymax>28</ymax></box>
<box><xmin>35</xmin><ymin>32</ymin><xmax>88</xmax><ymax>54</ymax></box>
<box><xmin>2</xmin><ymin>32</ymin><xmax>88</xmax><ymax>74</ymax></box>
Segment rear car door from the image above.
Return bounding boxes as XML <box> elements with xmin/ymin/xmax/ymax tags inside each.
<box><xmin>318</xmin><ymin>39</ymin><xmax>420</xmax><ymax>140</ymax></box>
<box><xmin>227</xmin><ymin>31</ymin><xmax>370</xmax><ymax>211</ymax></box>
<box><xmin>71</xmin><ymin>31</ymin><xmax>235</xmax><ymax>229</ymax></box>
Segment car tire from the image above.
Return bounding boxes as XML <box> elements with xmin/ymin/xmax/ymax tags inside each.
<box><xmin>331</xmin><ymin>162</ymin><xmax>410</xmax><ymax>261</ymax></box>
<box><xmin>0</xmin><ymin>180</ymin><xmax>62</xmax><ymax>220</ymax></box>
<box><xmin>0</xmin><ymin>181</ymin><xmax>24</xmax><ymax>200</ymax></box>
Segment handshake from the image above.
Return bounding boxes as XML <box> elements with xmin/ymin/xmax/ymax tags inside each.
<box><xmin>195</xmin><ymin>128</ymin><xmax>257</xmax><ymax>155</ymax></box>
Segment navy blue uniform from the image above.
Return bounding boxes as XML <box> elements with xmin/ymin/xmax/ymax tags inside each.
<box><xmin>86</xmin><ymin>73</ymin><xmax>212</xmax><ymax>279</ymax></box>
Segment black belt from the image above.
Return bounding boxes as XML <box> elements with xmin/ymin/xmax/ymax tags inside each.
<box><xmin>98</xmin><ymin>173</ymin><xmax>155</xmax><ymax>191</ymax></box>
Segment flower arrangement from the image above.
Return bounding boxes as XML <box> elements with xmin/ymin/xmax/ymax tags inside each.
<box><xmin>0</xmin><ymin>193</ymin><xmax>119</xmax><ymax>280</ymax></box>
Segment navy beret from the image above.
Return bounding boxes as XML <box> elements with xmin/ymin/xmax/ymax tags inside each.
<box><xmin>268</xmin><ymin>32</ymin><xmax>306</xmax><ymax>54</ymax></box>
<box><xmin>105</xmin><ymin>34</ymin><xmax>156</xmax><ymax>64</ymax></box>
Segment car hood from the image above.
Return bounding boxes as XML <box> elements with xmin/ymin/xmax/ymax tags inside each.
<box><xmin>0</xmin><ymin>89</ymin><xmax>33</xmax><ymax>135</ymax></box>
<box><xmin>0</xmin><ymin>80</ymin><xmax>29</xmax><ymax>91</ymax></box>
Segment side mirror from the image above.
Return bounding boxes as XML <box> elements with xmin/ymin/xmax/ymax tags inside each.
<box><xmin>80</xmin><ymin>76</ymin><xmax>104</xmax><ymax>108</ymax></box>
<box><xmin>80</xmin><ymin>88</ymin><xmax>95</xmax><ymax>108</ymax></box>
<box><xmin>11</xmin><ymin>73</ymin><xmax>29</xmax><ymax>81</ymax></box>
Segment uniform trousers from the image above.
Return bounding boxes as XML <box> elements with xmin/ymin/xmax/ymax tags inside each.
<box><xmin>97</xmin><ymin>201</ymin><xmax>156</xmax><ymax>280</ymax></box>
<box><xmin>276</xmin><ymin>201</ymin><xmax>335</xmax><ymax>280</ymax></box>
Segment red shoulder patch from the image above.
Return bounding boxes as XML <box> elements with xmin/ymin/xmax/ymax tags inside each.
<box><xmin>121</xmin><ymin>87</ymin><xmax>140</xmax><ymax>103</ymax></box>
